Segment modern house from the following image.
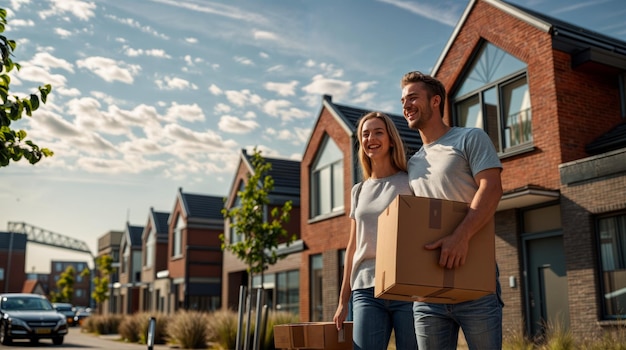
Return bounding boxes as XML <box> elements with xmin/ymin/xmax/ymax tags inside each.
<box><xmin>166</xmin><ymin>187</ymin><xmax>224</xmax><ymax>311</ymax></box>
<box><xmin>221</xmin><ymin>149</ymin><xmax>302</xmax><ymax>314</ymax></box>
<box><xmin>96</xmin><ymin>230</ymin><xmax>122</xmax><ymax>314</ymax></box>
<box><xmin>117</xmin><ymin>222</ymin><xmax>144</xmax><ymax>314</ymax></box>
<box><xmin>139</xmin><ymin>207</ymin><xmax>170</xmax><ymax>313</ymax></box>
<box><xmin>0</xmin><ymin>231</ymin><xmax>27</xmax><ymax>293</ymax></box>
<box><xmin>48</xmin><ymin>260</ymin><xmax>91</xmax><ymax>307</ymax></box>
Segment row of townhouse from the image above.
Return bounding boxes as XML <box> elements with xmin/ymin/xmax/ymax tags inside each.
<box><xmin>96</xmin><ymin>0</ymin><xmax>626</xmax><ymax>340</ymax></box>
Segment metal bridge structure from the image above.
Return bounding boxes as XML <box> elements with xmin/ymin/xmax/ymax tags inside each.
<box><xmin>7</xmin><ymin>221</ymin><xmax>94</xmax><ymax>258</ymax></box>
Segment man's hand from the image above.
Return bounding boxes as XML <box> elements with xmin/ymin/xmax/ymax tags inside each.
<box><xmin>424</xmin><ymin>232</ymin><xmax>470</xmax><ymax>269</ymax></box>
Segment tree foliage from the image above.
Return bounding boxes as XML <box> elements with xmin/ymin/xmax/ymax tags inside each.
<box><xmin>0</xmin><ymin>8</ymin><xmax>53</xmax><ymax>167</ymax></box>
<box><xmin>92</xmin><ymin>254</ymin><xmax>115</xmax><ymax>309</ymax></box>
<box><xmin>50</xmin><ymin>266</ymin><xmax>75</xmax><ymax>303</ymax></box>
<box><xmin>221</xmin><ymin>147</ymin><xmax>295</xmax><ymax>287</ymax></box>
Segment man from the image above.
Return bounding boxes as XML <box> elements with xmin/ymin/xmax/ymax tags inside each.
<box><xmin>400</xmin><ymin>71</ymin><xmax>504</xmax><ymax>350</ymax></box>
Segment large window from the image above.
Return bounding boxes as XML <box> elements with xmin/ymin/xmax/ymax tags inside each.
<box><xmin>310</xmin><ymin>254</ymin><xmax>323</xmax><ymax>321</ymax></box>
<box><xmin>310</xmin><ymin>136</ymin><xmax>344</xmax><ymax>218</ymax></box>
<box><xmin>277</xmin><ymin>269</ymin><xmax>300</xmax><ymax>315</ymax></box>
<box><xmin>173</xmin><ymin>215</ymin><xmax>184</xmax><ymax>257</ymax></box>
<box><xmin>228</xmin><ymin>181</ymin><xmax>245</xmax><ymax>244</ymax></box>
<box><xmin>145</xmin><ymin>229</ymin><xmax>155</xmax><ymax>268</ymax></box>
<box><xmin>597</xmin><ymin>213</ymin><xmax>626</xmax><ymax>319</ymax></box>
<box><xmin>453</xmin><ymin>42</ymin><xmax>532</xmax><ymax>154</ymax></box>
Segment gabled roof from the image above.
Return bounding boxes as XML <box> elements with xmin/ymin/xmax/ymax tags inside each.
<box><xmin>322</xmin><ymin>95</ymin><xmax>423</xmax><ymax>155</ymax></box>
<box><xmin>433</xmin><ymin>0</ymin><xmax>626</xmax><ymax>75</ymax></box>
<box><xmin>177</xmin><ymin>187</ymin><xmax>224</xmax><ymax>221</ymax></box>
<box><xmin>241</xmin><ymin>149</ymin><xmax>301</xmax><ymax>201</ymax></box>
<box><xmin>124</xmin><ymin>222</ymin><xmax>144</xmax><ymax>248</ymax></box>
<box><xmin>143</xmin><ymin>207</ymin><xmax>170</xmax><ymax>242</ymax></box>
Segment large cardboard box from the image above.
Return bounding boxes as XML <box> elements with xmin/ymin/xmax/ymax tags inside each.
<box><xmin>274</xmin><ymin>322</ymin><xmax>352</xmax><ymax>349</ymax></box>
<box><xmin>375</xmin><ymin>195</ymin><xmax>496</xmax><ymax>303</ymax></box>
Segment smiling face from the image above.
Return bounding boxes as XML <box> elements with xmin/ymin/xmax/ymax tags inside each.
<box><xmin>361</xmin><ymin>117</ymin><xmax>393</xmax><ymax>161</ymax></box>
<box><xmin>401</xmin><ymin>81</ymin><xmax>438</xmax><ymax>131</ymax></box>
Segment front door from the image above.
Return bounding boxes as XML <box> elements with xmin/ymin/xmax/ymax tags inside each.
<box><xmin>525</xmin><ymin>234</ymin><xmax>570</xmax><ymax>338</ymax></box>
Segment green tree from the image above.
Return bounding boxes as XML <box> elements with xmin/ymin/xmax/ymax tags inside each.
<box><xmin>50</xmin><ymin>266</ymin><xmax>75</xmax><ymax>303</ymax></box>
<box><xmin>0</xmin><ymin>8</ymin><xmax>53</xmax><ymax>167</ymax></box>
<box><xmin>221</xmin><ymin>147</ymin><xmax>295</xmax><ymax>291</ymax></box>
<box><xmin>92</xmin><ymin>254</ymin><xmax>115</xmax><ymax>312</ymax></box>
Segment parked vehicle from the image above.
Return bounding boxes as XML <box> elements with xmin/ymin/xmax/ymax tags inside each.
<box><xmin>52</xmin><ymin>302</ymin><xmax>76</xmax><ymax>326</ymax></box>
<box><xmin>0</xmin><ymin>293</ymin><xmax>68</xmax><ymax>345</ymax></box>
<box><xmin>73</xmin><ymin>307</ymin><xmax>92</xmax><ymax>326</ymax></box>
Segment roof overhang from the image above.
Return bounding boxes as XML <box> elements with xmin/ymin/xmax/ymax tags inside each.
<box><xmin>497</xmin><ymin>186</ymin><xmax>560</xmax><ymax>211</ymax></box>
<box><xmin>572</xmin><ymin>47</ymin><xmax>626</xmax><ymax>71</ymax></box>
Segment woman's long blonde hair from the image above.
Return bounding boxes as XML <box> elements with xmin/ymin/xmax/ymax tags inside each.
<box><xmin>357</xmin><ymin>111</ymin><xmax>407</xmax><ymax>180</ymax></box>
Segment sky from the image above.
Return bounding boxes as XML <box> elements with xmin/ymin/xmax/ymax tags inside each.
<box><xmin>2</xmin><ymin>0</ymin><xmax>626</xmax><ymax>273</ymax></box>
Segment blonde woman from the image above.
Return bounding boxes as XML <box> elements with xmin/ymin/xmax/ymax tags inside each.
<box><xmin>333</xmin><ymin>112</ymin><xmax>417</xmax><ymax>350</ymax></box>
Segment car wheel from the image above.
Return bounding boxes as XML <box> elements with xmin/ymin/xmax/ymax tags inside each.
<box><xmin>0</xmin><ymin>323</ymin><xmax>11</xmax><ymax>345</ymax></box>
<box><xmin>53</xmin><ymin>336</ymin><xmax>64</xmax><ymax>345</ymax></box>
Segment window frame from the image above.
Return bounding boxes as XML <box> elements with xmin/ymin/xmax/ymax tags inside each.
<box><xmin>452</xmin><ymin>42</ymin><xmax>534</xmax><ymax>157</ymax></box>
<box><xmin>310</xmin><ymin>136</ymin><xmax>344</xmax><ymax>220</ymax></box>
<box><xmin>595</xmin><ymin>211</ymin><xmax>626</xmax><ymax>320</ymax></box>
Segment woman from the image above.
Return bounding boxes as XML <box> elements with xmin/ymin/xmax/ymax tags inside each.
<box><xmin>333</xmin><ymin>111</ymin><xmax>417</xmax><ymax>349</ymax></box>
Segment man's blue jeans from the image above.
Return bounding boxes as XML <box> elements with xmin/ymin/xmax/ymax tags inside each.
<box><xmin>352</xmin><ymin>287</ymin><xmax>417</xmax><ymax>350</ymax></box>
<box><xmin>413</xmin><ymin>292</ymin><xmax>503</xmax><ymax>350</ymax></box>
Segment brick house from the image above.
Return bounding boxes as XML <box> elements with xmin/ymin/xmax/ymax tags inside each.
<box><xmin>0</xmin><ymin>231</ymin><xmax>26</xmax><ymax>293</ymax></box>
<box><xmin>299</xmin><ymin>95</ymin><xmax>420</xmax><ymax>322</ymax></box>
<box><xmin>117</xmin><ymin>222</ymin><xmax>144</xmax><ymax>314</ymax></box>
<box><xmin>167</xmin><ymin>187</ymin><xmax>223</xmax><ymax>311</ymax></box>
<box><xmin>221</xmin><ymin>149</ymin><xmax>302</xmax><ymax>314</ymax></box>
<box><xmin>96</xmin><ymin>230</ymin><xmax>122</xmax><ymax>314</ymax></box>
<box><xmin>424</xmin><ymin>0</ymin><xmax>626</xmax><ymax>340</ymax></box>
<box><xmin>48</xmin><ymin>260</ymin><xmax>91</xmax><ymax>307</ymax></box>
<box><xmin>138</xmin><ymin>207</ymin><xmax>170</xmax><ymax>313</ymax></box>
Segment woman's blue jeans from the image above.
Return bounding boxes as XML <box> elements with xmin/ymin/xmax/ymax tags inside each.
<box><xmin>352</xmin><ymin>287</ymin><xmax>417</xmax><ymax>350</ymax></box>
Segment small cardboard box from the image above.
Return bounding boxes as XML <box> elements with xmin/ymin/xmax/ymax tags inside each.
<box><xmin>274</xmin><ymin>322</ymin><xmax>352</xmax><ymax>349</ymax></box>
<box><xmin>375</xmin><ymin>195</ymin><xmax>496</xmax><ymax>304</ymax></box>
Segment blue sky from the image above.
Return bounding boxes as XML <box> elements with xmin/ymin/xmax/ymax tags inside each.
<box><xmin>2</xmin><ymin>0</ymin><xmax>626</xmax><ymax>272</ymax></box>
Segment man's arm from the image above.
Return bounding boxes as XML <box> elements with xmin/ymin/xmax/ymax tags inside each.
<box><xmin>424</xmin><ymin>167</ymin><xmax>503</xmax><ymax>269</ymax></box>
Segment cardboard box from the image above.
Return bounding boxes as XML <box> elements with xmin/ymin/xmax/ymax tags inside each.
<box><xmin>274</xmin><ymin>322</ymin><xmax>352</xmax><ymax>349</ymax></box>
<box><xmin>375</xmin><ymin>195</ymin><xmax>496</xmax><ymax>303</ymax></box>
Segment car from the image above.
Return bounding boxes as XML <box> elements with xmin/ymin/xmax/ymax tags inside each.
<box><xmin>0</xmin><ymin>293</ymin><xmax>68</xmax><ymax>345</ymax></box>
<box><xmin>52</xmin><ymin>302</ymin><xmax>76</xmax><ymax>326</ymax></box>
<box><xmin>73</xmin><ymin>307</ymin><xmax>92</xmax><ymax>326</ymax></box>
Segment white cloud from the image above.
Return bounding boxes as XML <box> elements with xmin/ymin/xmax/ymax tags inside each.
<box><xmin>124</xmin><ymin>47</ymin><xmax>172</xmax><ymax>59</ymax></box>
<box><xmin>254</xmin><ymin>30</ymin><xmax>278</xmax><ymax>41</ymax></box>
<box><xmin>218</xmin><ymin>115</ymin><xmax>259</xmax><ymax>134</ymax></box>
<box><xmin>14</xmin><ymin>65</ymin><xmax>68</xmax><ymax>88</ymax></box>
<box><xmin>224</xmin><ymin>89</ymin><xmax>263</xmax><ymax>107</ymax></box>
<box><xmin>8</xmin><ymin>19</ymin><xmax>35</xmax><ymax>28</ymax></box>
<box><xmin>209</xmin><ymin>84</ymin><xmax>223</xmax><ymax>95</ymax></box>
<box><xmin>54</xmin><ymin>27</ymin><xmax>73</xmax><ymax>38</ymax></box>
<box><xmin>376</xmin><ymin>0</ymin><xmax>460</xmax><ymax>27</ymax></box>
<box><xmin>263</xmin><ymin>99</ymin><xmax>309</xmax><ymax>122</ymax></box>
<box><xmin>302</xmin><ymin>74</ymin><xmax>351</xmax><ymax>105</ymax></box>
<box><xmin>185</xmin><ymin>37</ymin><xmax>198</xmax><ymax>44</ymax></box>
<box><xmin>40</xmin><ymin>0</ymin><xmax>97</xmax><ymax>21</ymax></box>
<box><xmin>76</xmin><ymin>57</ymin><xmax>141</xmax><ymax>84</ymax></box>
<box><xmin>214</xmin><ymin>103</ymin><xmax>231</xmax><ymax>114</ymax></box>
<box><xmin>264</xmin><ymin>80</ymin><xmax>298</xmax><ymax>97</ymax></box>
<box><xmin>234</xmin><ymin>56</ymin><xmax>254</xmax><ymax>66</ymax></box>
<box><xmin>30</xmin><ymin>52</ymin><xmax>74</xmax><ymax>73</ymax></box>
<box><xmin>155</xmin><ymin>76</ymin><xmax>198</xmax><ymax>90</ymax></box>
<box><xmin>164</xmin><ymin>102</ymin><xmax>205</xmax><ymax>123</ymax></box>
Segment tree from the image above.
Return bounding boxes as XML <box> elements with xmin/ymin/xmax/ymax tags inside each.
<box><xmin>50</xmin><ymin>266</ymin><xmax>75</xmax><ymax>303</ymax></box>
<box><xmin>221</xmin><ymin>147</ymin><xmax>295</xmax><ymax>289</ymax></box>
<box><xmin>92</xmin><ymin>254</ymin><xmax>115</xmax><ymax>312</ymax></box>
<box><xmin>0</xmin><ymin>8</ymin><xmax>53</xmax><ymax>167</ymax></box>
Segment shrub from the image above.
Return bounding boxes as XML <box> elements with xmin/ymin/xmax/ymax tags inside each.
<box><xmin>83</xmin><ymin>314</ymin><xmax>124</xmax><ymax>335</ymax></box>
<box><xmin>118</xmin><ymin>313</ymin><xmax>142</xmax><ymax>343</ymax></box>
<box><xmin>138</xmin><ymin>312</ymin><xmax>170</xmax><ymax>345</ymax></box>
<box><xmin>167</xmin><ymin>310</ymin><xmax>210</xmax><ymax>349</ymax></box>
<box><xmin>207</xmin><ymin>309</ymin><xmax>239</xmax><ymax>350</ymax></box>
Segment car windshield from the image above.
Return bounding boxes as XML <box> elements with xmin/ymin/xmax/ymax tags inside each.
<box><xmin>1</xmin><ymin>297</ymin><xmax>54</xmax><ymax>311</ymax></box>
